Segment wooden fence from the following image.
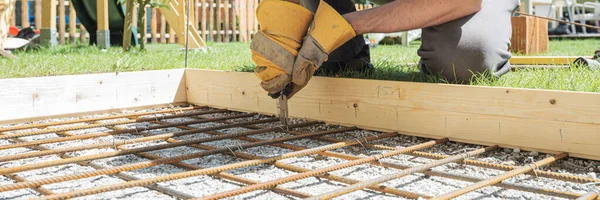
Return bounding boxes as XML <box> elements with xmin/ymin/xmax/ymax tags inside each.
<box><xmin>8</xmin><ymin>0</ymin><xmax>374</xmax><ymax>45</ymax></box>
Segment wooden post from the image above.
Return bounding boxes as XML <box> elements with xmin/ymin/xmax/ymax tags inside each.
<box><xmin>168</xmin><ymin>26</ymin><xmax>175</xmax><ymax>43</ymax></box>
<box><xmin>160</xmin><ymin>13</ymin><xmax>166</xmax><ymax>43</ymax></box>
<box><xmin>34</xmin><ymin>0</ymin><xmax>40</xmax><ymax>29</ymax></box>
<box><xmin>239</xmin><ymin>0</ymin><xmax>246</xmax><ymax>41</ymax></box>
<box><xmin>97</xmin><ymin>0</ymin><xmax>109</xmax><ymax>49</ymax></box>
<box><xmin>208</xmin><ymin>0</ymin><xmax>214</xmax><ymax>41</ymax></box>
<box><xmin>216</xmin><ymin>0</ymin><xmax>221</xmax><ymax>42</ymax></box>
<box><xmin>201</xmin><ymin>0</ymin><xmax>206</xmax><ymax>41</ymax></box>
<box><xmin>510</xmin><ymin>16</ymin><xmax>549</xmax><ymax>55</ymax></box>
<box><xmin>252</xmin><ymin>0</ymin><xmax>257</xmax><ymax>36</ymax></box>
<box><xmin>40</xmin><ymin>0</ymin><xmax>57</xmax><ymax>47</ymax></box>
<box><xmin>150</xmin><ymin>8</ymin><xmax>157</xmax><ymax>43</ymax></box>
<box><xmin>21</xmin><ymin>0</ymin><xmax>30</xmax><ymax>28</ymax></box>
<box><xmin>58</xmin><ymin>0</ymin><xmax>66</xmax><ymax>44</ymax></box>
<box><xmin>224</xmin><ymin>0</ymin><xmax>229</xmax><ymax>42</ymax></box>
<box><xmin>245</xmin><ymin>0</ymin><xmax>251</xmax><ymax>40</ymax></box>
<box><xmin>231</xmin><ymin>0</ymin><xmax>236</xmax><ymax>41</ymax></box>
<box><xmin>195</xmin><ymin>0</ymin><xmax>199</xmax><ymax>29</ymax></box>
<box><xmin>69</xmin><ymin>1</ymin><xmax>77</xmax><ymax>43</ymax></box>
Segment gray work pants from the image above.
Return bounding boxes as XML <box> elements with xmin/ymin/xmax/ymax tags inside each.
<box><xmin>418</xmin><ymin>0</ymin><xmax>521</xmax><ymax>82</ymax></box>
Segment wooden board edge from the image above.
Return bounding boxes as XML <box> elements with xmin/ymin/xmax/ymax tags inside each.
<box><xmin>0</xmin><ymin>69</ymin><xmax>187</xmax><ymax>122</ymax></box>
<box><xmin>510</xmin><ymin>56</ymin><xmax>592</xmax><ymax>65</ymax></box>
<box><xmin>184</xmin><ymin>69</ymin><xmax>600</xmax><ymax>160</ymax></box>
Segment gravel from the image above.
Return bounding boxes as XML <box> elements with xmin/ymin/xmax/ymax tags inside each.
<box><xmin>0</xmin><ymin>106</ymin><xmax>598</xmax><ymax>200</ymax></box>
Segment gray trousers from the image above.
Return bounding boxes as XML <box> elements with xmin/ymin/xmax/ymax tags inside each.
<box><xmin>418</xmin><ymin>0</ymin><xmax>521</xmax><ymax>82</ymax></box>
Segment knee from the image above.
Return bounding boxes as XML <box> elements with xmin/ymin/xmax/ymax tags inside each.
<box><xmin>419</xmin><ymin>32</ymin><xmax>513</xmax><ymax>83</ymax></box>
<box><xmin>419</xmin><ymin>41</ymin><xmax>511</xmax><ymax>82</ymax></box>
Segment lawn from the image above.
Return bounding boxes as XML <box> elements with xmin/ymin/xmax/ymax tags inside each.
<box><xmin>1</xmin><ymin>38</ymin><xmax>599</xmax><ymax>92</ymax></box>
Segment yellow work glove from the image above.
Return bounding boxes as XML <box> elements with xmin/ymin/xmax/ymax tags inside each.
<box><xmin>250</xmin><ymin>0</ymin><xmax>313</xmax><ymax>98</ymax></box>
<box><xmin>286</xmin><ymin>0</ymin><xmax>357</xmax><ymax>98</ymax></box>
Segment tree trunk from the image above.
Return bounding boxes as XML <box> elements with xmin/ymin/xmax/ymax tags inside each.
<box><xmin>137</xmin><ymin>0</ymin><xmax>148</xmax><ymax>50</ymax></box>
<box><xmin>122</xmin><ymin>0</ymin><xmax>135</xmax><ymax>51</ymax></box>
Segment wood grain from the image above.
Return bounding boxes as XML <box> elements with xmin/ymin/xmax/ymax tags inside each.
<box><xmin>185</xmin><ymin>69</ymin><xmax>600</xmax><ymax>160</ymax></box>
<box><xmin>0</xmin><ymin>69</ymin><xmax>187</xmax><ymax>123</ymax></box>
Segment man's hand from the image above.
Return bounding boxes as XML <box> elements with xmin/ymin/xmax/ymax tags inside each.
<box><xmin>285</xmin><ymin>0</ymin><xmax>358</xmax><ymax>98</ymax></box>
<box><xmin>250</xmin><ymin>0</ymin><xmax>313</xmax><ymax>98</ymax></box>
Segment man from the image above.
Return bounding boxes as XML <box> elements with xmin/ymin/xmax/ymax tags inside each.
<box><xmin>250</xmin><ymin>0</ymin><xmax>520</xmax><ymax>99</ymax></box>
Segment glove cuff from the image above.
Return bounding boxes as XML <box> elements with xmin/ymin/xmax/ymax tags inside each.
<box><xmin>309</xmin><ymin>0</ymin><xmax>356</xmax><ymax>53</ymax></box>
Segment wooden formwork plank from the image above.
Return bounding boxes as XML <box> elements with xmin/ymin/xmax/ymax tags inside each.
<box><xmin>0</xmin><ymin>69</ymin><xmax>187</xmax><ymax>123</ymax></box>
<box><xmin>509</xmin><ymin>56</ymin><xmax>592</xmax><ymax>65</ymax></box>
<box><xmin>185</xmin><ymin>69</ymin><xmax>600</xmax><ymax>160</ymax></box>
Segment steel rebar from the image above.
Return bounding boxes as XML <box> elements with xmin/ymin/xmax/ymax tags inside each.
<box><xmin>33</xmin><ymin>129</ymin><xmax>402</xmax><ymax>200</ymax></box>
<box><xmin>432</xmin><ymin>152</ymin><xmax>569</xmax><ymax>200</ymax></box>
<box><xmin>0</xmin><ymin>106</ymin><xmax>200</xmax><ymax>132</ymax></box>
<box><xmin>576</xmin><ymin>187</ymin><xmax>600</xmax><ymax>200</ymax></box>
<box><xmin>0</xmin><ymin>113</ymin><xmax>260</xmax><ymax>151</ymax></box>
<box><xmin>303</xmin><ymin>133</ymin><xmax>599</xmax><ymax>184</ymax></box>
<box><xmin>0</xmin><ymin>121</ymin><xmax>318</xmax><ymax>175</ymax></box>
<box><xmin>0</xmin><ymin>109</ymin><xmax>226</xmax><ymax>140</ymax></box>
<box><xmin>307</xmin><ymin>146</ymin><xmax>499</xmax><ymax>200</ymax></box>
<box><xmin>0</xmin><ymin>116</ymin><xmax>273</xmax><ymax>162</ymax></box>
<box><xmin>202</xmin><ymin>138</ymin><xmax>449</xmax><ymax>200</ymax></box>
<box><xmin>0</xmin><ymin>123</ymin><xmax>341</xmax><ymax>192</ymax></box>
<box><xmin>150</xmin><ymin>120</ymin><xmax>432</xmax><ymax>199</ymax></box>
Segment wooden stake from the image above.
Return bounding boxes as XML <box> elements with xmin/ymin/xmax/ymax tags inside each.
<box><xmin>97</xmin><ymin>0</ymin><xmax>109</xmax><ymax>49</ymax></box>
<box><xmin>40</xmin><ymin>0</ymin><xmax>57</xmax><ymax>46</ymax></box>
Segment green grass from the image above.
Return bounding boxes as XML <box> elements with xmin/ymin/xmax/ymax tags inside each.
<box><xmin>1</xmin><ymin>39</ymin><xmax>599</xmax><ymax>92</ymax></box>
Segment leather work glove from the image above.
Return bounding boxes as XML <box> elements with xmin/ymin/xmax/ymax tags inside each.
<box><xmin>285</xmin><ymin>0</ymin><xmax>358</xmax><ymax>98</ymax></box>
<box><xmin>250</xmin><ymin>0</ymin><xmax>313</xmax><ymax>98</ymax></box>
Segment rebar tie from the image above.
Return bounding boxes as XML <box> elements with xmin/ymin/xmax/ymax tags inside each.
<box><xmin>226</xmin><ymin>147</ymin><xmax>238</xmax><ymax>157</ymax></box>
<box><xmin>583</xmin><ymin>182</ymin><xmax>600</xmax><ymax>194</ymax></box>
<box><xmin>354</xmin><ymin>139</ymin><xmax>366</xmax><ymax>148</ymax></box>
<box><xmin>527</xmin><ymin>157</ymin><xmax>539</xmax><ymax>177</ymax></box>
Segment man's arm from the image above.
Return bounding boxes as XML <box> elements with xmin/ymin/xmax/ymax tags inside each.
<box><xmin>343</xmin><ymin>0</ymin><xmax>482</xmax><ymax>35</ymax></box>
